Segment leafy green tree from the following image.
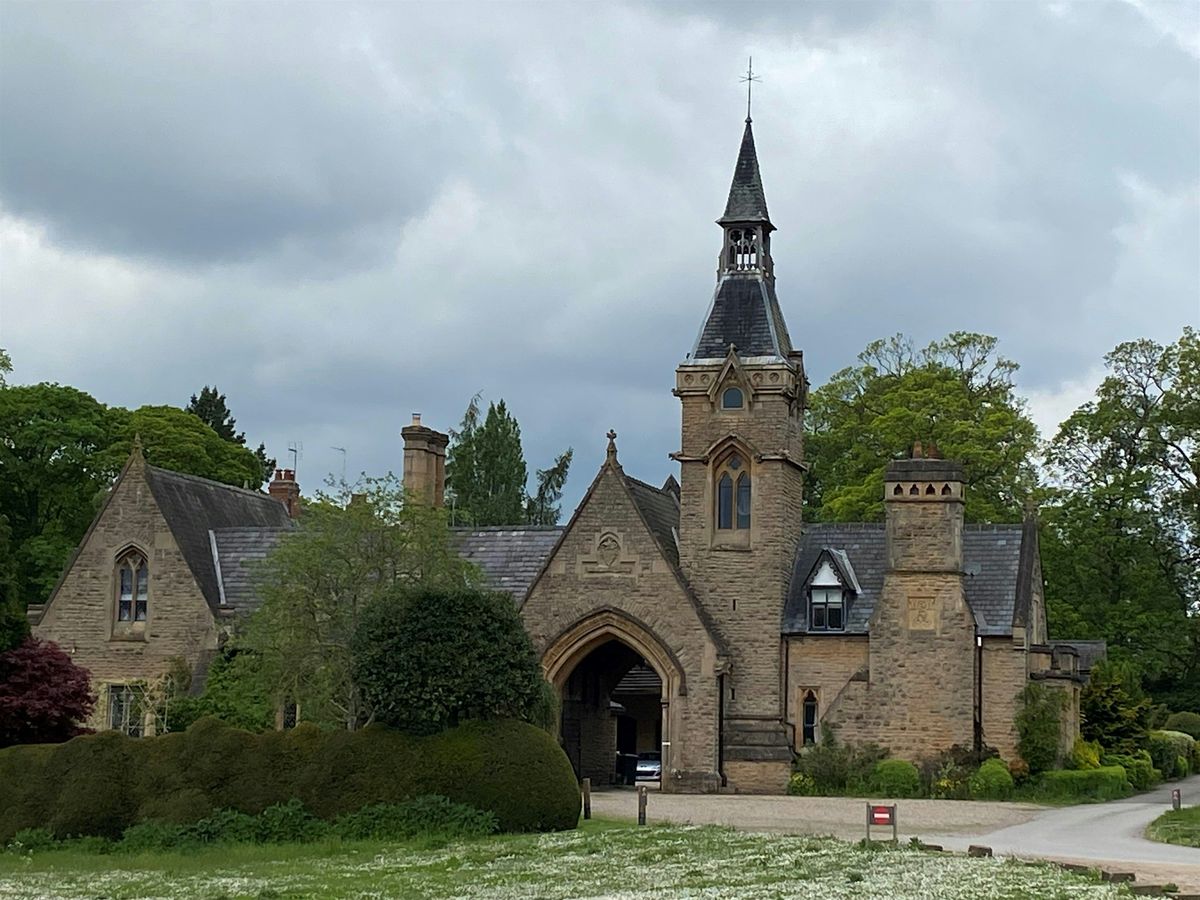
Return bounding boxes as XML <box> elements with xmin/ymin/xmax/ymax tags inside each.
<box><xmin>1042</xmin><ymin>327</ymin><xmax>1198</xmax><ymax>710</ymax></box>
<box><xmin>165</xmin><ymin>650</ymin><xmax>274</xmax><ymax>733</ymax></box>
<box><xmin>1079</xmin><ymin>660</ymin><xmax>1152</xmax><ymax>754</ymax></box>
<box><xmin>806</xmin><ymin>332</ymin><xmax>1039</xmax><ymax>522</ymax></box>
<box><xmin>119</xmin><ymin>406</ymin><xmax>265</xmax><ymax>489</ymax></box>
<box><xmin>352</xmin><ymin>586</ymin><xmax>553</xmax><ymax>735</ymax></box>
<box><xmin>446</xmin><ymin>395</ymin><xmax>573</xmax><ymax>526</ymax></box>
<box><xmin>0</xmin><ymin>348</ymin><xmax>10</xmax><ymax>387</ymax></box>
<box><xmin>186</xmin><ymin>386</ymin><xmax>275</xmax><ymax>487</ymax></box>
<box><xmin>526</xmin><ymin>449</ymin><xmax>574</xmax><ymax>526</ymax></box>
<box><xmin>241</xmin><ymin>475</ymin><xmax>480</xmax><ymax>730</ymax></box>
<box><xmin>0</xmin><ymin>383</ymin><xmax>126</xmax><ymax>609</ymax></box>
<box><xmin>1015</xmin><ymin>683</ymin><xmax>1066</xmax><ymax>773</ymax></box>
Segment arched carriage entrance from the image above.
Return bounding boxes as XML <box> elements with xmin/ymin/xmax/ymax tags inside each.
<box><xmin>542</xmin><ymin>609</ymin><xmax>684</xmax><ymax>788</ymax></box>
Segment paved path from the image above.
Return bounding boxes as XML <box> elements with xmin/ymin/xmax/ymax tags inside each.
<box><xmin>591</xmin><ymin>777</ymin><xmax>1200</xmax><ymax>890</ymax></box>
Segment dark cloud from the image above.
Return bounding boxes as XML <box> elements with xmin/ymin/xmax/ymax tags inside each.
<box><xmin>1</xmin><ymin>0</ymin><xmax>1196</xmax><ymax>512</ymax></box>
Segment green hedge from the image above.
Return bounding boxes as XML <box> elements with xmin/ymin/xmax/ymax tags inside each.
<box><xmin>1148</xmin><ymin>730</ymin><xmax>1195</xmax><ymax>780</ymax></box>
<box><xmin>1163</xmin><ymin>712</ymin><xmax>1200</xmax><ymax>741</ymax></box>
<box><xmin>1101</xmin><ymin>749</ymin><xmax>1158</xmax><ymax>792</ymax></box>
<box><xmin>869</xmin><ymin>759</ymin><xmax>921</xmax><ymax>798</ymax></box>
<box><xmin>969</xmin><ymin>758</ymin><xmax>1014</xmax><ymax>800</ymax></box>
<box><xmin>1036</xmin><ymin>766</ymin><xmax>1132</xmax><ymax>802</ymax></box>
<box><xmin>0</xmin><ymin>718</ymin><xmax>579</xmax><ymax>843</ymax></box>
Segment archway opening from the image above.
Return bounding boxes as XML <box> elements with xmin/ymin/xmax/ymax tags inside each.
<box><xmin>558</xmin><ymin>638</ymin><xmax>664</xmax><ymax>787</ymax></box>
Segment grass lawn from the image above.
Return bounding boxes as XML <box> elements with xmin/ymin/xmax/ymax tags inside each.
<box><xmin>1146</xmin><ymin>804</ymin><xmax>1200</xmax><ymax>848</ymax></box>
<box><xmin>0</xmin><ymin>819</ymin><xmax>1131</xmax><ymax>899</ymax></box>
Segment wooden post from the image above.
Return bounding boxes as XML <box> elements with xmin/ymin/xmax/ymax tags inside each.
<box><xmin>581</xmin><ymin>778</ymin><xmax>591</xmax><ymax>820</ymax></box>
<box><xmin>637</xmin><ymin>785</ymin><xmax>648</xmax><ymax>826</ymax></box>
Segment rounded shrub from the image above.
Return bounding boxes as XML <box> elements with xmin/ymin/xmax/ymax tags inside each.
<box><xmin>1100</xmin><ymin>749</ymin><xmax>1157</xmax><ymax>792</ymax></box>
<box><xmin>1067</xmin><ymin>738</ymin><xmax>1101</xmax><ymax>771</ymax></box>
<box><xmin>869</xmin><ymin>759</ymin><xmax>920</xmax><ymax>798</ymax></box>
<box><xmin>1163</xmin><ymin>711</ymin><xmax>1200</xmax><ymax>740</ymax></box>
<box><xmin>0</xmin><ymin>718</ymin><xmax>578</xmax><ymax>844</ymax></box>
<box><xmin>968</xmin><ymin>758</ymin><xmax>1014</xmax><ymax>800</ymax></box>
<box><xmin>1148</xmin><ymin>730</ymin><xmax>1195</xmax><ymax>780</ymax></box>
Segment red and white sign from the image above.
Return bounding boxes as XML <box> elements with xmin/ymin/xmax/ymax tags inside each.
<box><xmin>870</xmin><ymin>805</ymin><xmax>895</xmax><ymax>826</ymax></box>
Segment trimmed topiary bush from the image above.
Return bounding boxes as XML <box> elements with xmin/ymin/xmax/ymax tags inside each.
<box><xmin>869</xmin><ymin>759</ymin><xmax>920</xmax><ymax>798</ymax></box>
<box><xmin>1036</xmin><ymin>766</ymin><xmax>1132</xmax><ymax>802</ymax></box>
<box><xmin>0</xmin><ymin>717</ymin><xmax>578</xmax><ymax>843</ymax></box>
<box><xmin>1164</xmin><ymin>711</ymin><xmax>1200</xmax><ymax>740</ymax></box>
<box><xmin>1149</xmin><ymin>730</ymin><xmax>1195</xmax><ymax>780</ymax></box>
<box><xmin>1101</xmin><ymin>749</ymin><xmax>1157</xmax><ymax>792</ymax></box>
<box><xmin>969</xmin><ymin>758</ymin><xmax>1014</xmax><ymax>800</ymax></box>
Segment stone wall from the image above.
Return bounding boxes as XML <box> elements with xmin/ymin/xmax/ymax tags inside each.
<box><xmin>980</xmin><ymin>637</ymin><xmax>1026</xmax><ymax>759</ymax></box>
<box><xmin>34</xmin><ymin>457</ymin><xmax>218</xmax><ymax>732</ymax></box>
<box><xmin>785</xmin><ymin>635</ymin><xmax>869</xmax><ymax>749</ymax></box>
<box><xmin>521</xmin><ymin>463</ymin><xmax>722</xmax><ymax>791</ymax></box>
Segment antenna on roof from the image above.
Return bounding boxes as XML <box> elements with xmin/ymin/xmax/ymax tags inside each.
<box><xmin>287</xmin><ymin>441</ymin><xmax>303</xmax><ymax>475</ymax></box>
<box><xmin>331</xmin><ymin>446</ymin><xmax>347</xmax><ymax>484</ymax></box>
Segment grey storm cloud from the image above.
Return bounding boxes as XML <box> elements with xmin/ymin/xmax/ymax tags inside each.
<box><xmin>1</xmin><ymin>0</ymin><xmax>1196</xmax><ymax>511</ymax></box>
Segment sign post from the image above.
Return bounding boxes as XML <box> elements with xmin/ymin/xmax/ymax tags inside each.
<box><xmin>638</xmin><ymin>785</ymin><xmax>648</xmax><ymax>826</ymax></box>
<box><xmin>1171</xmin><ymin>788</ymin><xmax>1181</xmax><ymax>811</ymax></box>
<box><xmin>866</xmin><ymin>803</ymin><xmax>898</xmax><ymax>844</ymax></box>
<box><xmin>581</xmin><ymin>778</ymin><xmax>591</xmax><ymax>820</ymax></box>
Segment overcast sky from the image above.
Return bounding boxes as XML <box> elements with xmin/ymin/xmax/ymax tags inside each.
<box><xmin>2</xmin><ymin>1</ymin><xmax>1197</xmax><ymax>512</ymax></box>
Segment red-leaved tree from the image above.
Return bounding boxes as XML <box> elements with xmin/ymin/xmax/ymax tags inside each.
<box><xmin>0</xmin><ymin>638</ymin><xmax>95</xmax><ymax>748</ymax></box>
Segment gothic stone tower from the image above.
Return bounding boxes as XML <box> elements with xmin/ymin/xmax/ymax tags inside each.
<box><xmin>673</xmin><ymin>117</ymin><xmax>806</xmax><ymax>793</ymax></box>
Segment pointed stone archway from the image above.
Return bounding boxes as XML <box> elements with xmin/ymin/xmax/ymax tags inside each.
<box><xmin>542</xmin><ymin>608</ymin><xmax>685</xmax><ymax>788</ymax></box>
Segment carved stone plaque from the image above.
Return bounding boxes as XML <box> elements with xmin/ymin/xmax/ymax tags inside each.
<box><xmin>907</xmin><ymin>593</ymin><xmax>937</xmax><ymax>632</ymax></box>
<box><xmin>579</xmin><ymin>530</ymin><xmax>638</xmax><ymax>577</ymax></box>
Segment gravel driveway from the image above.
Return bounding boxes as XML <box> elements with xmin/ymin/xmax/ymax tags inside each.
<box><xmin>591</xmin><ymin>781</ymin><xmax>1200</xmax><ymax>892</ymax></box>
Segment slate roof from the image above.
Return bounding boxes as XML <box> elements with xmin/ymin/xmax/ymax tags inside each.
<box><xmin>783</xmin><ymin>522</ymin><xmax>1029</xmax><ymax>636</ymax></box>
<box><xmin>211</xmin><ymin>526</ymin><xmax>291</xmax><ymax>614</ymax></box>
<box><xmin>1050</xmin><ymin>639</ymin><xmax>1107</xmax><ymax>673</ymax></box>
<box><xmin>144</xmin><ymin>466</ymin><xmax>293</xmax><ymax>612</ymax></box>
<box><xmin>719</xmin><ymin>119</ymin><xmax>771</xmax><ymax>225</ymax></box>
<box><xmin>624</xmin><ymin>474</ymin><xmax>681</xmax><ymax>568</ymax></box>
<box><xmin>691</xmin><ymin>276</ymin><xmax>794</xmax><ymax>360</ymax></box>
<box><xmin>454</xmin><ymin>527</ymin><xmax>563</xmax><ymax>600</ymax></box>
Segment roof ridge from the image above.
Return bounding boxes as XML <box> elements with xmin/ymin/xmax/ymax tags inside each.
<box><xmin>146</xmin><ymin>465</ymin><xmax>275</xmax><ymax>502</ymax></box>
<box><xmin>451</xmin><ymin>525</ymin><xmax>564</xmax><ymax>533</ymax></box>
<box><xmin>622</xmin><ymin>472</ymin><xmax>670</xmax><ymax>497</ymax></box>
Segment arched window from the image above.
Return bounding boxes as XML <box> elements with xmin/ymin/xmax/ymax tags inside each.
<box><xmin>715</xmin><ymin>453</ymin><xmax>750</xmax><ymax>530</ymax></box>
<box><xmin>721</xmin><ymin>386</ymin><xmax>744</xmax><ymax>409</ymax></box>
<box><xmin>116</xmin><ymin>549</ymin><xmax>148</xmax><ymax>623</ymax></box>
<box><xmin>802</xmin><ymin>690</ymin><xmax>818</xmax><ymax>745</ymax></box>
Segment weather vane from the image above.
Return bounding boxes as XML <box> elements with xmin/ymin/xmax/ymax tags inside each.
<box><xmin>740</xmin><ymin>56</ymin><xmax>761</xmax><ymax>122</ymax></box>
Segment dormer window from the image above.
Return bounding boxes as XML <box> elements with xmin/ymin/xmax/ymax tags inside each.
<box><xmin>809</xmin><ymin>588</ymin><xmax>844</xmax><ymax>631</ymax></box>
<box><xmin>807</xmin><ymin>557</ymin><xmax>849</xmax><ymax>632</ymax></box>
<box><xmin>721</xmin><ymin>387</ymin><xmax>744</xmax><ymax>409</ymax></box>
<box><xmin>715</xmin><ymin>453</ymin><xmax>751</xmax><ymax>531</ymax></box>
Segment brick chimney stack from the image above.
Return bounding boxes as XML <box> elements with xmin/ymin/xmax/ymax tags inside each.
<box><xmin>401</xmin><ymin>413</ymin><xmax>448</xmax><ymax>507</ymax></box>
<box><xmin>268</xmin><ymin>468</ymin><xmax>302</xmax><ymax>518</ymax></box>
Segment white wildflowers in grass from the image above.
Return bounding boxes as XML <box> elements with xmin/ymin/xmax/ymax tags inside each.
<box><xmin>0</xmin><ymin>826</ymin><xmax>1130</xmax><ymax>899</ymax></box>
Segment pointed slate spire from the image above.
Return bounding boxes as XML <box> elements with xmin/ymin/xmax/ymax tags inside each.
<box><xmin>718</xmin><ymin>119</ymin><xmax>771</xmax><ymax>228</ymax></box>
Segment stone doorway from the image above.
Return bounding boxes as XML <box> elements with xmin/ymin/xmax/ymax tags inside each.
<box><xmin>541</xmin><ymin>609</ymin><xmax>684</xmax><ymax>789</ymax></box>
<box><xmin>559</xmin><ymin>641</ymin><xmax>663</xmax><ymax>786</ymax></box>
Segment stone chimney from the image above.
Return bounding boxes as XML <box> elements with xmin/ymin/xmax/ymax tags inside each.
<box><xmin>401</xmin><ymin>413</ymin><xmax>448</xmax><ymax>506</ymax></box>
<box><xmin>884</xmin><ymin>447</ymin><xmax>965</xmax><ymax>575</ymax></box>
<box><xmin>268</xmin><ymin>468</ymin><xmax>302</xmax><ymax>518</ymax></box>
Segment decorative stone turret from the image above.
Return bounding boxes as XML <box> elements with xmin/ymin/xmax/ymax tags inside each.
<box><xmin>401</xmin><ymin>413</ymin><xmax>448</xmax><ymax>507</ymax></box>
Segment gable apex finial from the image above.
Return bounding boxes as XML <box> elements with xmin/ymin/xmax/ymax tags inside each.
<box><xmin>606</xmin><ymin>429</ymin><xmax>618</xmax><ymax>463</ymax></box>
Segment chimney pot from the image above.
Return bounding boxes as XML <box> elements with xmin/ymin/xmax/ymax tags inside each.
<box><xmin>412</xmin><ymin>412</ymin><xmax>422</xmax><ymax>426</ymax></box>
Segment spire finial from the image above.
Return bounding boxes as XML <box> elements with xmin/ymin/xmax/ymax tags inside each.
<box><xmin>739</xmin><ymin>56</ymin><xmax>761</xmax><ymax>122</ymax></box>
<box><xmin>606</xmin><ymin>429</ymin><xmax>618</xmax><ymax>462</ymax></box>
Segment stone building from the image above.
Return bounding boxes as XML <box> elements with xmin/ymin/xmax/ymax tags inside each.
<box><xmin>32</xmin><ymin>116</ymin><xmax>1090</xmax><ymax>791</ymax></box>
<box><xmin>30</xmin><ymin>450</ymin><xmax>298</xmax><ymax>735</ymax></box>
<box><xmin>442</xmin><ymin>116</ymin><xmax>1089</xmax><ymax>792</ymax></box>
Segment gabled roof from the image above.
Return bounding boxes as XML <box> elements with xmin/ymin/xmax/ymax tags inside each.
<box><xmin>453</xmin><ymin>527</ymin><xmax>563</xmax><ymax>600</ymax></box>
<box><xmin>623</xmin><ymin>474</ymin><xmax>680</xmax><ymax>568</ymax></box>
<box><xmin>719</xmin><ymin>119</ymin><xmax>771</xmax><ymax>226</ymax></box>
<box><xmin>783</xmin><ymin>522</ymin><xmax>1030</xmax><ymax>636</ymax></box>
<box><xmin>210</xmin><ymin>526</ymin><xmax>292</xmax><ymax>615</ymax></box>
<box><xmin>691</xmin><ymin>276</ymin><xmax>794</xmax><ymax>360</ymax></box>
<box><xmin>144</xmin><ymin>465</ymin><xmax>293</xmax><ymax>612</ymax></box>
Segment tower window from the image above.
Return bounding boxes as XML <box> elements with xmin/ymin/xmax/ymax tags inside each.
<box><xmin>721</xmin><ymin>387</ymin><xmax>744</xmax><ymax>409</ymax></box>
<box><xmin>116</xmin><ymin>549</ymin><xmax>148</xmax><ymax>623</ymax></box>
<box><xmin>727</xmin><ymin>228</ymin><xmax>758</xmax><ymax>271</ymax></box>
<box><xmin>716</xmin><ymin>453</ymin><xmax>751</xmax><ymax>530</ymax></box>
